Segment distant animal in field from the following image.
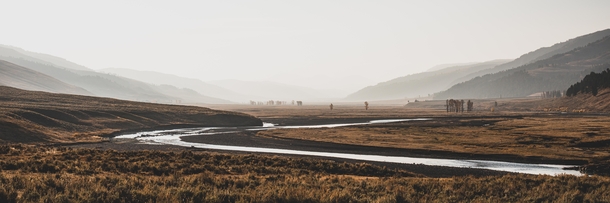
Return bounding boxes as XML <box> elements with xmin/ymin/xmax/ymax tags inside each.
<box><xmin>296</xmin><ymin>101</ymin><xmax>303</xmax><ymax>106</ymax></box>
<box><xmin>364</xmin><ymin>101</ymin><xmax>369</xmax><ymax>110</ymax></box>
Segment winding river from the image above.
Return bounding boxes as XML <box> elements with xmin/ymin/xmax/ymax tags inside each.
<box><xmin>114</xmin><ymin>118</ymin><xmax>581</xmax><ymax>176</ymax></box>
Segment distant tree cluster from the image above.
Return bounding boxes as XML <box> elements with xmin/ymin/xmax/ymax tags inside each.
<box><xmin>566</xmin><ymin>68</ymin><xmax>610</xmax><ymax>96</ymax></box>
<box><xmin>249</xmin><ymin>100</ymin><xmax>299</xmax><ymax>105</ymax></box>
<box><xmin>541</xmin><ymin>90</ymin><xmax>564</xmax><ymax>98</ymax></box>
<box><xmin>446</xmin><ymin>99</ymin><xmax>465</xmax><ymax>113</ymax></box>
<box><xmin>467</xmin><ymin>100</ymin><xmax>473</xmax><ymax>112</ymax></box>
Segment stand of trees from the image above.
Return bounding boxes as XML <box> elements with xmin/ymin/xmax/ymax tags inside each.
<box><xmin>541</xmin><ymin>90</ymin><xmax>564</xmax><ymax>98</ymax></box>
<box><xmin>566</xmin><ymin>68</ymin><xmax>610</xmax><ymax>96</ymax></box>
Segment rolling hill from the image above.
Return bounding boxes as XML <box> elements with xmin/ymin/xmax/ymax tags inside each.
<box><xmin>435</xmin><ymin>35</ymin><xmax>610</xmax><ymax>99</ymax></box>
<box><xmin>0</xmin><ymin>44</ymin><xmax>92</xmax><ymax>71</ymax></box>
<box><xmin>346</xmin><ymin>29</ymin><xmax>610</xmax><ymax>102</ymax></box>
<box><xmin>0</xmin><ymin>45</ymin><xmax>230</xmax><ymax>104</ymax></box>
<box><xmin>0</xmin><ymin>86</ymin><xmax>261</xmax><ymax>143</ymax></box>
<box><xmin>0</xmin><ymin>60</ymin><xmax>91</xmax><ymax>95</ymax></box>
<box><xmin>345</xmin><ymin>59</ymin><xmax>511</xmax><ymax>101</ymax></box>
<box><xmin>566</xmin><ymin>68</ymin><xmax>610</xmax><ymax>97</ymax></box>
<box><xmin>99</xmin><ymin>68</ymin><xmax>245</xmax><ymax>103</ymax></box>
<box><xmin>425</xmin><ymin>62</ymin><xmax>478</xmax><ymax>72</ymax></box>
<box><xmin>0</xmin><ymin>56</ymin><xmax>177</xmax><ymax>102</ymax></box>
<box><xmin>452</xmin><ymin>29</ymin><xmax>610</xmax><ymax>84</ymax></box>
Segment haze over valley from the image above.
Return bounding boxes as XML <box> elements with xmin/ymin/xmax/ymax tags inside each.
<box><xmin>2</xmin><ymin>1</ymin><xmax>610</xmax><ymax>202</ymax></box>
<box><xmin>1</xmin><ymin>1</ymin><xmax>609</xmax><ymax>104</ymax></box>
<box><xmin>4</xmin><ymin>26</ymin><xmax>610</xmax><ymax>104</ymax></box>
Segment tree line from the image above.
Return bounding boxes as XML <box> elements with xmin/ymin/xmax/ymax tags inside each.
<box><xmin>566</xmin><ymin>68</ymin><xmax>610</xmax><ymax>96</ymax></box>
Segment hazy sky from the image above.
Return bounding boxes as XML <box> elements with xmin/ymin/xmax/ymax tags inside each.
<box><xmin>1</xmin><ymin>0</ymin><xmax>609</xmax><ymax>92</ymax></box>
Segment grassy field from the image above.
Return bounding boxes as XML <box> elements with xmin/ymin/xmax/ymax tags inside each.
<box><xmin>209</xmin><ymin>102</ymin><xmax>610</xmax><ymax>163</ymax></box>
<box><xmin>3</xmin><ymin>87</ymin><xmax>610</xmax><ymax>201</ymax></box>
<box><xmin>0</xmin><ymin>86</ymin><xmax>261</xmax><ymax>143</ymax></box>
<box><xmin>1</xmin><ymin>145</ymin><xmax>609</xmax><ymax>202</ymax></box>
<box><xmin>205</xmin><ymin>100</ymin><xmax>610</xmax><ymax>176</ymax></box>
<box><xmin>256</xmin><ymin>114</ymin><xmax>610</xmax><ymax>162</ymax></box>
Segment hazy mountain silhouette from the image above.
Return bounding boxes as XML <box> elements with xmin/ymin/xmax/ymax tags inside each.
<box><xmin>425</xmin><ymin>62</ymin><xmax>479</xmax><ymax>72</ymax></box>
<box><xmin>0</xmin><ymin>45</ymin><xmax>92</xmax><ymax>71</ymax></box>
<box><xmin>345</xmin><ymin>59</ymin><xmax>511</xmax><ymax>101</ymax></box>
<box><xmin>435</xmin><ymin>35</ymin><xmax>610</xmax><ymax>99</ymax></box>
<box><xmin>0</xmin><ymin>60</ymin><xmax>91</xmax><ymax>95</ymax></box>
<box><xmin>0</xmin><ymin>47</ymin><xmax>230</xmax><ymax>104</ymax></box>
<box><xmin>99</xmin><ymin>68</ymin><xmax>244</xmax><ymax>103</ymax></box>
<box><xmin>152</xmin><ymin>84</ymin><xmax>231</xmax><ymax>104</ymax></box>
<box><xmin>0</xmin><ymin>56</ymin><xmax>172</xmax><ymax>101</ymax></box>
<box><xmin>452</xmin><ymin>29</ymin><xmax>610</xmax><ymax>84</ymax></box>
<box><xmin>208</xmin><ymin>79</ymin><xmax>341</xmax><ymax>102</ymax></box>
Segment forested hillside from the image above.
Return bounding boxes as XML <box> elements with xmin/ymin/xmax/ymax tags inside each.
<box><xmin>567</xmin><ymin>68</ymin><xmax>610</xmax><ymax>96</ymax></box>
<box><xmin>452</xmin><ymin>29</ymin><xmax>610</xmax><ymax>84</ymax></box>
<box><xmin>435</xmin><ymin>36</ymin><xmax>610</xmax><ymax>99</ymax></box>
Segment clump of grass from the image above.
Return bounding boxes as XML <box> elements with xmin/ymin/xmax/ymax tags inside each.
<box><xmin>0</xmin><ymin>145</ymin><xmax>414</xmax><ymax>177</ymax></box>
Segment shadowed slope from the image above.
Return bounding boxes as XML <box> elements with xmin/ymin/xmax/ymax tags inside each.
<box><xmin>436</xmin><ymin>36</ymin><xmax>610</xmax><ymax>99</ymax></box>
<box><xmin>0</xmin><ymin>86</ymin><xmax>262</xmax><ymax>143</ymax></box>
<box><xmin>100</xmin><ymin>68</ymin><xmax>245</xmax><ymax>103</ymax></box>
<box><xmin>0</xmin><ymin>60</ymin><xmax>90</xmax><ymax>95</ymax></box>
<box><xmin>0</xmin><ymin>45</ymin><xmax>231</xmax><ymax>104</ymax></box>
<box><xmin>345</xmin><ymin>59</ymin><xmax>511</xmax><ymax>101</ymax></box>
<box><xmin>453</xmin><ymin>29</ymin><xmax>610</xmax><ymax>83</ymax></box>
<box><xmin>0</xmin><ymin>44</ymin><xmax>92</xmax><ymax>71</ymax></box>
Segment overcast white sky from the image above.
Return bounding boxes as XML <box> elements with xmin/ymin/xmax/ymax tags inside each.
<box><xmin>1</xmin><ymin>0</ymin><xmax>609</xmax><ymax>92</ymax></box>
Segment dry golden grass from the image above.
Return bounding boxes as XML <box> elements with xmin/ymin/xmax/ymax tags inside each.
<box><xmin>1</xmin><ymin>145</ymin><xmax>610</xmax><ymax>202</ymax></box>
<box><xmin>257</xmin><ymin>115</ymin><xmax>610</xmax><ymax>161</ymax></box>
<box><xmin>0</xmin><ymin>86</ymin><xmax>261</xmax><ymax>143</ymax></box>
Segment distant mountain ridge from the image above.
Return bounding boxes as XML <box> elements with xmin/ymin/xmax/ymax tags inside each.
<box><xmin>0</xmin><ymin>45</ymin><xmax>230</xmax><ymax>104</ymax></box>
<box><xmin>425</xmin><ymin>62</ymin><xmax>478</xmax><ymax>72</ymax></box>
<box><xmin>346</xmin><ymin>28</ymin><xmax>610</xmax><ymax>101</ymax></box>
<box><xmin>99</xmin><ymin>68</ymin><xmax>244</xmax><ymax>103</ymax></box>
<box><xmin>0</xmin><ymin>44</ymin><xmax>92</xmax><ymax>71</ymax></box>
<box><xmin>0</xmin><ymin>60</ymin><xmax>90</xmax><ymax>95</ymax></box>
<box><xmin>344</xmin><ymin>59</ymin><xmax>511</xmax><ymax>101</ymax></box>
<box><xmin>435</xmin><ymin>35</ymin><xmax>610</xmax><ymax>99</ymax></box>
<box><xmin>454</xmin><ymin>29</ymin><xmax>610</xmax><ymax>83</ymax></box>
<box><xmin>208</xmin><ymin>79</ymin><xmax>342</xmax><ymax>102</ymax></box>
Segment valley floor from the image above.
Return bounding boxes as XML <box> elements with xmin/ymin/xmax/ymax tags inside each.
<box><xmin>3</xmin><ymin>97</ymin><xmax>610</xmax><ymax>202</ymax></box>
<box><xmin>207</xmin><ymin>104</ymin><xmax>610</xmax><ymax>174</ymax></box>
